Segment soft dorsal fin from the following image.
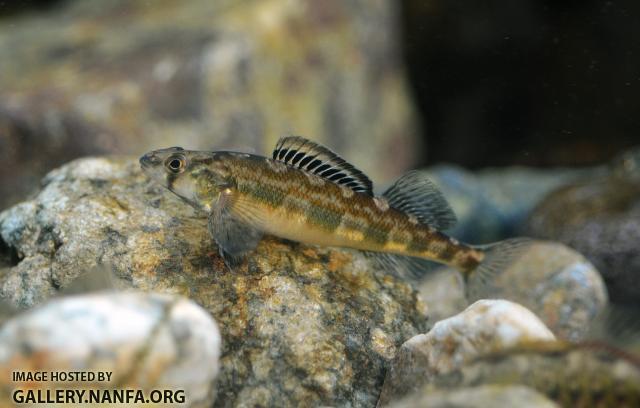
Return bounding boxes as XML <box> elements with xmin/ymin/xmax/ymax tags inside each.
<box><xmin>272</xmin><ymin>136</ymin><xmax>373</xmax><ymax>195</ymax></box>
<box><xmin>382</xmin><ymin>170</ymin><xmax>457</xmax><ymax>230</ymax></box>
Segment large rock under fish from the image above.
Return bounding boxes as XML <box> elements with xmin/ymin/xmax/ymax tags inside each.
<box><xmin>377</xmin><ymin>300</ymin><xmax>556</xmax><ymax>406</ymax></box>
<box><xmin>0</xmin><ymin>0</ymin><xmax>418</xmax><ymax>210</ymax></box>
<box><xmin>0</xmin><ymin>157</ymin><xmax>427</xmax><ymax>407</ymax></box>
<box><xmin>0</xmin><ymin>292</ymin><xmax>221</xmax><ymax>408</ymax></box>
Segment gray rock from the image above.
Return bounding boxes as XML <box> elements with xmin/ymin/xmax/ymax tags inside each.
<box><xmin>389</xmin><ymin>385</ymin><xmax>559</xmax><ymax>408</ymax></box>
<box><xmin>0</xmin><ymin>157</ymin><xmax>426</xmax><ymax>407</ymax></box>
<box><xmin>431</xmin><ymin>343</ymin><xmax>640</xmax><ymax>407</ymax></box>
<box><xmin>525</xmin><ymin>150</ymin><xmax>640</xmax><ymax>305</ymax></box>
<box><xmin>423</xmin><ymin>165</ymin><xmax>589</xmax><ymax>243</ymax></box>
<box><xmin>0</xmin><ymin>292</ymin><xmax>221</xmax><ymax>408</ymax></box>
<box><xmin>418</xmin><ymin>241</ymin><xmax>608</xmax><ymax>341</ymax></box>
<box><xmin>416</xmin><ymin>266</ymin><xmax>466</xmax><ymax>323</ymax></box>
<box><xmin>378</xmin><ymin>300</ymin><xmax>555</xmax><ymax>406</ymax></box>
<box><xmin>467</xmin><ymin>241</ymin><xmax>608</xmax><ymax>341</ymax></box>
<box><xmin>0</xmin><ymin>0</ymin><xmax>419</xmax><ymax>210</ymax></box>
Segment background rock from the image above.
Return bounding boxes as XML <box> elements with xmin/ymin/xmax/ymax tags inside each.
<box><xmin>378</xmin><ymin>300</ymin><xmax>555</xmax><ymax>406</ymax></box>
<box><xmin>422</xmin><ymin>166</ymin><xmax>588</xmax><ymax>243</ymax></box>
<box><xmin>525</xmin><ymin>148</ymin><xmax>640</xmax><ymax>305</ymax></box>
<box><xmin>0</xmin><ymin>0</ymin><xmax>418</xmax><ymax>210</ymax></box>
<box><xmin>0</xmin><ymin>292</ymin><xmax>221</xmax><ymax>408</ymax></box>
<box><xmin>416</xmin><ymin>267</ymin><xmax>466</xmax><ymax>323</ymax></box>
<box><xmin>389</xmin><ymin>384</ymin><xmax>559</xmax><ymax>408</ymax></box>
<box><xmin>466</xmin><ymin>241</ymin><xmax>608</xmax><ymax>341</ymax></box>
<box><xmin>0</xmin><ymin>157</ymin><xmax>427</xmax><ymax>407</ymax></box>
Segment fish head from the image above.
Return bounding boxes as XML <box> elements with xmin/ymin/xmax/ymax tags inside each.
<box><xmin>140</xmin><ymin>147</ymin><xmax>231</xmax><ymax>213</ymax></box>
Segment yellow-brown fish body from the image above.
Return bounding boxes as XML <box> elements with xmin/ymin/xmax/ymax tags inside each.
<box><xmin>218</xmin><ymin>153</ymin><xmax>482</xmax><ymax>270</ymax></box>
<box><xmin>140</xmin><ymin>137</ymin><xmax>513</xmax><ymax>277</ymax></box>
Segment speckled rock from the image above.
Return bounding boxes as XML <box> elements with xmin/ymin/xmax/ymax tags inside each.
<box><xmin>431</xmin><ymin>343</ymin><xmax>640</xmax><ymax>407</ymax></box>
<box><xmin>0</xmin><ymin>157</ymin><xmax>426</xmax><ymax>407</ymax></box>
<box><xmin>0</xmin><ymin>0</ymin><xmax>418</xmax><ymax>210</ymax></box>
<box><xmin>467</xmin><ymin>241</ymin><xmax>608</xmax><ymax>341</ymax></box>
<box><xmin>0</xmin><ymin>292</ymin><xmax>221</xmax><ymax>408</ymax></box>
<box><xmin>377</xmin><ymin>300</ymin><xmax>555</xmax><ymax>406</ymax></box>
<box><xmin>525</xmin><ymin>148</ymin><xmax>640</xmax><ymax>305</ymax></box>
<box><xmin>389</xmin><ymin>384</ymin><xmax>559</xmax><ymax>408</ymax></box>
<box><xmin>419</xmin><ymin>242</ymin><xmax>609</xmax><ymax>342</ymax></box>
<box><xmin>422</xmin><ymin>165</ymin><xmax>589</xmax><ymax>243</ymax></box>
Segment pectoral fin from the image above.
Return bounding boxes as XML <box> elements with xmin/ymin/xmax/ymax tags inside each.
<box><xmin>208</xmin><ymin>210</ymin><xmax>263</xmax><ymax>268</ymax></box>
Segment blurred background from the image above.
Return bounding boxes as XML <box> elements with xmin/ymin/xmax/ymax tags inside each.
<box><xmin>0</xmin><ymin>0</ymin><xmax>639</xmax><ymax>303</ymax></box>
<box><xmin>2</xmin><ymin>4</ymin><xmax>640</xmax><ymax>405</ymax></box>
<box><xmin>1</xmin><ymin>0</ymin><xmax>638</xmax><ymax>209</ymax></box>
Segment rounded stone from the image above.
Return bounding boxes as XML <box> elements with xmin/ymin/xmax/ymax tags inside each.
<box><xmin>378</xmin><ymin>299</ymin><xmax>556</xmax><ymax>406</ymax></box>
<box><xmin>525</xmin><ymin>158</ymin><xmax>640</xmax><ymax>305</ymax></box>
<box><xmin>467</xmin><ymin>241</ymin><xmax>608</xmax><ymax>341</ymax></box>
<box><xmin>0</xmin><ymin>292</ymin><xmax>221</xmax><ymax>408</ymax></box>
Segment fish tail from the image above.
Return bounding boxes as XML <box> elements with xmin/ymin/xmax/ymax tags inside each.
<box><xmin>464</xmin><ymin>237</ymin><xmax>532</xmax><ymax>300</ymax></box>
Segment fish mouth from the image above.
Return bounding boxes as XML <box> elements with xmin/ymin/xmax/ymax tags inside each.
<box><xmin>139</xmin><ymin>152</ymin><xmax>160</xmax><ymax>170</ymax></box>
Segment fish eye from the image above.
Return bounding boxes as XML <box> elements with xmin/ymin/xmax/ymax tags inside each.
<box><xmin>165</xmin><ymin>155</ymin><xmax>186</xmax><ymax>173</ymax></box>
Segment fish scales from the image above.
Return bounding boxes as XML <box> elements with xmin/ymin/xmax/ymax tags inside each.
<box><xmin>217</xmin><ymin>154</ymin><xmax>482</xmax><ymax>270</ymax></box>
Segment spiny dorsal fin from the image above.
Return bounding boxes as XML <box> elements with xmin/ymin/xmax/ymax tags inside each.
<box><xmin>382</xmin><ymin>170</ymin><xmax>457</xmax><ymax>230</ymax></box>
<box><xmin>273</xmin><ymin>136</ymin><xmax>373</xmax><ymax>195</ymax></box>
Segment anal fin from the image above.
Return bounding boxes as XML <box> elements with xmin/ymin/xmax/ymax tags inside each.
<box><xmin>364</xmin><ymin>251</ymin><xmax>437</xmax><ymax>281</ymax></box>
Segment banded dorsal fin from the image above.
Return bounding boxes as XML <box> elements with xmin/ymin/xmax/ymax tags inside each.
<box><xmin>382</xmin><ymin>170</ymin><xmax>457</xmax><ymax>230</ymax></box>
<box><xmin>272</xmin><ymin>136</ymin><xmax>373</xmax><ymax>195</ymax></box>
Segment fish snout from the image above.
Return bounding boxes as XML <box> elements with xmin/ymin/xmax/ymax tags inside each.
<box><xmin>139</xmin><ymin>152</ymin><xmax>162</xmax><ymax>169</ymax></box>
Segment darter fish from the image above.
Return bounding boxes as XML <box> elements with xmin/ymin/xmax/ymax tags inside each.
<box><xmin>140</xmin><ymin>136</ymin><xmax>525</xmax><ymax>288</ymax></box>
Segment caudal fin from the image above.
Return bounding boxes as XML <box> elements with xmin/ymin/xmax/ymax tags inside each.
<box><xmin>465</xmin><ymin>237</ymin><xmax>532</xmax><ymax>301</ymax></box>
